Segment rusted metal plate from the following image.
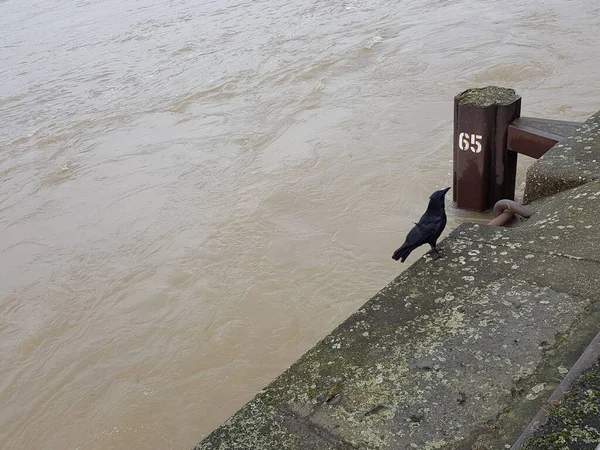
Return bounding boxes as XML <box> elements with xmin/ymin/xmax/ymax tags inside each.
<box><xmin>453</xmin><ymin>87</ymin><xmax>521</xmax><ymax>211</ymax></box>
<box><xmin>494</xmin><ymin>102</ymin><xmax>521</xmax><ymax>201</ymax></box>
<box><xmin>453</xmin><ymin>102</ymin><xmax>495</xmax><ymax>210</ymax></box>
<box><xmin>507</xmin><ymin>117</ymin><xmax>582</xmax><ymax>159</ymax></box>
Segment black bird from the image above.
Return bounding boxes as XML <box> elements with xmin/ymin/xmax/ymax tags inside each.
<box><xmin>392</xmin><ymin>187</ymin><xmax>451</xmax><ymax>262</ymax></box>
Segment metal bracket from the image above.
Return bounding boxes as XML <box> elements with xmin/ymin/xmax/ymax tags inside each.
<box><xmin>507</xmin><ymin>117</ymin><xmax>582</xmax><ymax>159</ymax></box>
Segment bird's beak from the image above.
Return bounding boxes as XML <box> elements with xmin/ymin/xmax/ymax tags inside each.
<box><xmin>442</xmin><ymin>187</ymin><xmax>451</xmax><ymax>195</ymax></box>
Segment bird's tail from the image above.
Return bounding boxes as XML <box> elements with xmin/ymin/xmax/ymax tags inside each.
<box><xmin>392</xmin><ymin>244</ymin><xmax>414</xmax><ymax>262</ymax></box>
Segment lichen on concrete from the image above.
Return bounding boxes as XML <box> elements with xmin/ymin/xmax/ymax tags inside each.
<box><xmin>521</xmin><ymin>358</ymin><xmax>600</xmax><ymax>450</ymax></box>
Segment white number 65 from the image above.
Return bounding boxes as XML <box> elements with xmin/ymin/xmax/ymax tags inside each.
<box><xmin>458</xmin><ymin>132</ymin><xmax>482</xmax><ymax>153</ymax></box>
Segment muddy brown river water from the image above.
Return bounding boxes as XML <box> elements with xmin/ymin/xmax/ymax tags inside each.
<box><xmin>1</xmin><ymin>0</ymin><xmax>599</xmax><ymax>448</ymax></box>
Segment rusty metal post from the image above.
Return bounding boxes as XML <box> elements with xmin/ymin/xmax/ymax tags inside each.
<box><xmin>453</xmin><ymin>87</ymin><xmax>521</xmax><ymax>211</ymax></box>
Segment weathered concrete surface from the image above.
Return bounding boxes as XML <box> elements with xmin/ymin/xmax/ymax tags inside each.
<box><xmin>521</xmin><ymin>358</ymin><xmax>600</xmax><ymax>449</ymax></box>
<box><xmin>514</xmin><ymin>117</ymin><xmax>581</xmax><ymax>139</ymax></box>
<box><xmin>196</xmin><ymin>178</ymin><xmax>600</xmax><ymax>450</ymax></box>
<box><xmin>524</xmin><ymin>111</ymin><xmax>600</xmax><ymax>203</ymax></box>
<box><xmin>456</xmin><ymin>86</ymin><xmax>519</xmax><ymax>107</ymax></box>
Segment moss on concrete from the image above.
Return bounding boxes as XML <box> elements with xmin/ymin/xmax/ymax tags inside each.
<box><xmin>521</xmin><ymin>359</ymin><xmax>600</xmax><ymax>450</ymax></box>
<box><xmin>456</xmin><ymin>86</ymin><xmax>520</xmax><ymax>107</ymax></box>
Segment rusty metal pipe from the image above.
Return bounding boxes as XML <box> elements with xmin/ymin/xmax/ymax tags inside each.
<box><xmin>488</xmin><ymin>210</ymin><xmax>515</xmax><ymax>227</ymax></box>
<box><xmin>488</xmin><ymin>200</ymin><xmax>533</xmax><ymax>227</ymax></box>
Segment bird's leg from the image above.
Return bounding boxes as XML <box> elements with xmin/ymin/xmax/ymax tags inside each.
<box><xmin>427</xmin><ymin>244</ymin><xmax>442</xmax><ymax>260</ymax></box>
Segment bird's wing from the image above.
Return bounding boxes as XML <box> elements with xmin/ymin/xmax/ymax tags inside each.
<box><xmin>404</xmin><ymin>216</ymin><xmax>444</xmax><ymax>247</ymax></box>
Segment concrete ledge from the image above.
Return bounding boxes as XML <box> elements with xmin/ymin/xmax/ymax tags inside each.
<box><xmin>524</xmin><ymin>111</ymin><xmax>600</xmax><ymax>203</ymax></box>
<box><xmin>196</xmin><ymin>180</ymin><xmax>600</xmax><ymax>449</ymax></box>
<box><xmin>513</xmin><ymin>117</ymin><xmax>581</xmax><ymax>140</ymax></box>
